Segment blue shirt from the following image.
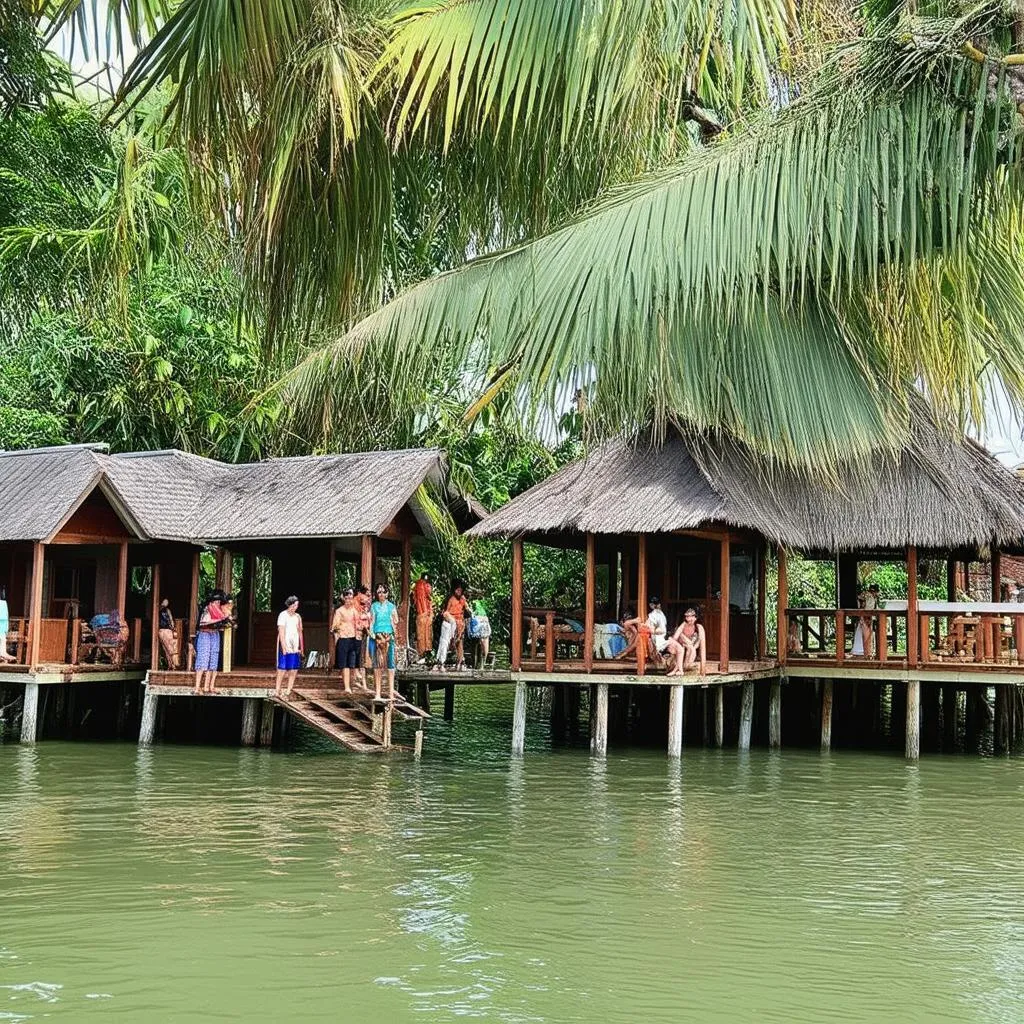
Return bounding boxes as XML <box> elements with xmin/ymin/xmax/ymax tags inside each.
<box><xmin>370</xmin><ymin>600</ymin><xmax>397</xmax><ymax>635</ymax></box>
<box><xmin>0</xmin><ymin>599</ymin><xmax>8</xmax><ymax>634</ymax></box>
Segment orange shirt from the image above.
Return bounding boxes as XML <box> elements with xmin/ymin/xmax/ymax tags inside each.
<box><xmin>412</xmin><ymin>579</ymin><xmax>433</xmax><ymax>615</ymax></box>
<box><xmin>444</xmin><ymin>595</ymin><xmax>469</xmax><ymax>620</ymax></box>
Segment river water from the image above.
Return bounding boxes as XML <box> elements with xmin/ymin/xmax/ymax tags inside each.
<box><xmin>1</xmin><ymin>687</ymin><xmax>1023</xmax><ymax>1023</ymax></box>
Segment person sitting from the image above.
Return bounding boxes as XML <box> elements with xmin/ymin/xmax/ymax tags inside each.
<box><xmin>667</xmin><ymin>607</ymin><xmax>706</xmax><ymax>676</ymax></box>
<box><xmin>620</xmin><ymin>596</ymin><xmax>669</xmax><ymax>664</ymax></box>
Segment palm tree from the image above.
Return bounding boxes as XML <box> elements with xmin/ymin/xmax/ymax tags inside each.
<box><xmin>28</xmin><ymin>0</ymin><xmax>1024</xmax><ymax>467</ymax></box>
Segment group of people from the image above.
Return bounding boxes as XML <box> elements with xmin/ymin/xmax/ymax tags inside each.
<box><xmin>623</xmin><ymin>597</ymin><xmax>707</xmax><ymax>675</ymax></box>
<box><xmin>412</xmin><ymin>574</ymin><xmax>491</xmax><ymax>672</ymax></box>
<box><xmin>327</xmin><ymin>584</ymin><xmax>398</xmax><ymax>700</ymax></box>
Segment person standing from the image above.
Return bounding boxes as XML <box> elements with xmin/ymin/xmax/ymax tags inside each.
<box><xmin>412</xmin><ymin>572</ymin><xmax>434</xmax><ymax>660</ymax></box>
<box><xmin>368</xmin><ymin>584</ymin><xmax>398</xmax><ymax>699</ymax></box>
<box><xmin>355</xmin><ymin>585</ymin><xmax>372</xmax><ymax>688</ymax></box>
<box><xmin>157</xmin><ymin>598</ymin><xmax>179</xmax><ymax>670</ymax></box>
<box><xmin>194</xmin><ymin>590</ymin><xmax>229</xmax><ymax>695</ymax></box>
<box><xmin>0</xmin><ymin>585</ymin><xmax>12</xmax><ymax>663</ymax></box>
<box><xmin>331</xmin><ymin>588</ymin><xmax>360</xmax><ymax>693</ymax></box>
<box><xmin>468</xmin><ymin>595</ymin><xmax>492</xmax><ymax>666</ymax></box>
<box><xmin>275</xmin><ymin>596</ymin><xmax>304</xmax><ymax>698</ymax></box>
<box><xmin>433</xmin><ymin>581</ymin><xmax>469</xmax><ymax>671</ymax></box>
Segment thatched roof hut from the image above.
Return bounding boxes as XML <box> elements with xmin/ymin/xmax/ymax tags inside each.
<box><xmin>468</xmin><ymin>418</ymin><xmax>1024</xmax><ymax>553</ymax></box>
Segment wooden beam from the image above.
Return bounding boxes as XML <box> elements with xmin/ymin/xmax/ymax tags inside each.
<box><xmin>636</xmin><ymin>535</ymin><xmax>648</xmax><ymax>676</ymax></box>
<box><xmin>187</xmin><ymin>549</ymin><xmax>200</xmax><ymax>642</ymax></box>
<box><xmin>835</xmin><ymin>609</ymin><xmax>845</xmax><ymax>663</ymax></box>
<box><xmin>719</xmin><ymin>536</ymin><xmax>730</xmax><ymax>673</ymax></box>
<box><xmin>150</xmin><ymin>561</ymin><xmax>161</xmax><ymax>671</ymax></box>
<box><xmin>399</xmin><ymin>534</ymin><xmax>412</xmax><ymax>648</ymax></box>
<box><xmin>757</xmin><ymin>545</ymin><xmax>767</xmax><ymax>661</ymax></box>
<box><xmin>27</xmin><ymin>541</ymin><xmax>44</xmax><ymax>671</ymax></box>
<box><xmin>544</xmin><ymin>612</ymin><xmax>555</xmax><ymax>673</ymax></box>
<box><xmin>583</xmin><ymin>533</ymin><xmax>595</xmax><ymax>673</ymax></box>
<box><xmin>992</xmin><ymin>548</ymin><xmax>1002</xmax><ymax>602</ymax></box>
<box><xmin>777</xmin><ymin>546</ymin><xmax>788</xmax><ymax>666</ymax></box>
<box><xmin>511</xmin><ymin>539</ymin><xmax>524</xmax><ymax>672</ymax></box>
<box><xmin>907</xmin><ymin>546</ymin><xmax>919</xmax><ymax>667</ymax></box>
<box><xmin>245</xmin><ymin>551</ymin><xmax>257</xmax><ymax>661</ymax></box>
<box><xmin>946</xmin><ymin>558</ymin><xmax>957</xmax><ymax>601</ymax></box>
<box><xmin>116</xmin><ymin>540</ymin><xmax>129</xmax><ymax>618</ymax></box>
<box><xmin>360</xmin><ymin>534</ymin><xmax>374</xmax><ymax>588</ymax></box>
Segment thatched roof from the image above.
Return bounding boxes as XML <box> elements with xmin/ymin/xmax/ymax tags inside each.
<box><xmin>0</xmin><ymin>445</ymin><xmax>451</xmax><ymax>544</ymax></box>
<box><xmin>468</xmin><ymin>420</ymin><xmax>1024</xmax><ymax>552</ymax></box>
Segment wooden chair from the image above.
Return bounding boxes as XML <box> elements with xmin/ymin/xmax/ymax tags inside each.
<box><xmin>940</xmin><ymin>615</ymin><xmax>979</xmax><ymax>661</ymax></box>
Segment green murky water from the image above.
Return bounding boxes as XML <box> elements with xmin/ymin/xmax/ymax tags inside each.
<box><xmin>1</xmin><ymin>687</ymin><xmax>1023</xmax><ymax>1023</ymax></box>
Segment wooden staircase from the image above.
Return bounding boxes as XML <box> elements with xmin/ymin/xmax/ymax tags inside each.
<box><xmin>272</xmin><ymin>688</ymin><xmax>429</xmax><ymax>752</ymax></box>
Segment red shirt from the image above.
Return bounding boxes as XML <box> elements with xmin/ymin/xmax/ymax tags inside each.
<box><xmin>413</xmin><ymin>579</ymin><xmax>433</xmax><ymax>615</ymax></box>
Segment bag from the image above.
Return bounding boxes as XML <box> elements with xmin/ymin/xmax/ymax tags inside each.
<box><xmin>467</xmin><ymin>614</ymin><xmax>491</xmax><ymax>639</ymax></box>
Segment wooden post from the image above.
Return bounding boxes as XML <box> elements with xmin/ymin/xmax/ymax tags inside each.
<box><xmin>245</xmin><ymin>552</ymin><xmax>257</xmax><ymax>662</ymax></box>
<box><xmin>360</xmin><ymin>534</ymin><xmax>374</xmax><ymax>587</ymax></box>
<box><xmin>777</xmin><ymin>546</ymin><xmax>788</xmax><ymax>666</ymax></box>
<box><xmin>511</xmin><ymin>678</ymin><xmax>527</xmax><ymax>755</ymax></box>
<box><xmin>27</xmin><ymin>541</ymin><xmax>45</xmax><ymax>671</ymax></box>
<box><xmin>907</xmin><ymin>547</ymin><xmax>919</xmax><ymax>667</ymax></box>
<box><xmin>757</xmin><ymin>545</ymin><xmax>767</xmax><ymax>661</ymax></box>
<box><xmin>241</xmin><ymin>697</ymin><xmax>259</xmax><ymax>746</ymax></box>
<box><xmin>583</xmin><ymin>533</ymin><xmax>595</xmax><ymax>673</ymax></box>
<box><xmin>399</xmin><ymin>534</ymin><xmax>412</xmax><ymax>648</ymax></box>
<box><xmin>188</xmin><ymin>550</ymin><xmax>200</xmax><ymax>641</ymax></box>
<box><xmin>668</xmin><ymin>684</ymin><xmax>685</xmax><ymax>757</ymax></box>
<box><xmin>20</xmin><ymin>682</ymin><xmax>39</xmax><ymax>743</ymax></box>
<box><xmin>719</xmin><ymin>535</ymin><xmax>730</xmax><ymax>672</ymax></box>
<box><xmin>636</xmin><ymin>535</ymin><xmax>648</xmax><ymax>676</ymax></box>
<box><xmin>994</xmin><ymin>684</ymin><xmax>1009</xmax><ymax>754</ymax></box>
<box><xmin>905</xmin><ymin>678</ymin><xmax>920</xmax><ymax>760</ymax></box>
<box><xmin>327</xmin><ymin>540</ymin><xmax>336</xmax><ymax>623</ymax></box>
<box><xmin>946</xmin><ymin>558</ymin><xmax>957</xmax><ymax>601</ymax></box>
<box><xmin>414</xmin><ymin>729</ymin><xmax>424</xmax><ymax>759</ymax></box>
<box><xmin>116</xmin><ymin>540</ymin><xmax>129</xmax><ymax>619</ymax></box>
<box><xmin>259</xmin><ymin>700</ymin><xmax>275</xmax><ymax>746</ymax></box>
<box><xmin>942</xmin><ymin>685</ymin><xmax>957</xmax><ymax>751</ymax></box>
<box><xmin>991</xmin><ymin>548</ymin><xmax>1002</xmax><ymax>601</ymax></box>
<box><xmin>821</xmin><ymin>679</ymin><xmax>834</xmax><ymax>752</ymax></box>
<box><xmin>769</xmin><ymin>679</ymin><xmax>782</xmax><ymax>749</ymax></box>
<box><xmin>70</xmin><ymin>618</ymin><xmax>80</xmax><ymax>665</ymax></box>
<box><xmin>544</xmin><ymin>612</ymin><xmax>555</xmax><ymax>673</ymax></box>
<box><xmin>443</xmin><ymin>683</ymin><xmax>455</xmax><ymax>722</ymax></box>
<box><xmin>150</xmin><ymin>561</ymin><xmax>161</xmax><ymax>671</ymax></box>
<box><xmin>878</xmin><ymin>611</ymin><xmax>888</xmax><ymax>663</ymax></box>
<box><xmin>591</xmin><ymin>682</ymin><xmax>609</xmax><ymax>756</ymax></box>
<box><xmin>835</xmin><ymin>610</ymin><xmax>845</xmax><ymax>664</ymax></box>
<box><xmin>511</xmin><ymin>539</ymin><xmax>524</xmax><ymax>671</ymax></box>
<box><xmin>738</xmin><ymin>681</ymin><xmax>753</xmax><ymax>750</ymax></box>
<box><xmin>138</xmin><ymin>688</ymin><xmax>159</xmax><ymax>746</ymax></box>
<box><xmin>715</xmin><ymin>685</ymin><xmax>724</xmax><ymax>747</ymax></box>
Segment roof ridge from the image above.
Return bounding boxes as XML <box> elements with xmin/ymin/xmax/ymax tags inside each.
<box><xmin>0</xmin><ymin>442</ymin><xmax>109</xmax><ymax>458</ymax></box>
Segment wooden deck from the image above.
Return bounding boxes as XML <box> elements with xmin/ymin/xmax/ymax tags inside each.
<box><xmin>0</xmin><ymin>662</ymin><xmax>146</xmax><ymax>684</ymax></box>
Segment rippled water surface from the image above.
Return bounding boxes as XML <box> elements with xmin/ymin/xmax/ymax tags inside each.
<box><xmin>2</xmin><ymin>687</ymin><xmax>1024</xmax><ymax>1023</ymax></box>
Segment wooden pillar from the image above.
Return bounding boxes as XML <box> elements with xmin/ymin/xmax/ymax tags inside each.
<box><xmin>187</xmin><ymin>549</ymin><xmax>200</xmax><ymax>638</ymax></box>
<box><xmin>905</xmin><ymin>679</ymin><xmax>921</xmax><ymax>760</ymax></box>
<box><xmin>946</xmin><ymin>558</ymin><xmax>957</xmax><ymax>601</ymax></box>
<box><xmin>360</xmin><ymin>534</ymin><xmax>374</xmax><ymax>588</ymax></box>
<box><xmin>511</xmin><ymin>678</ymin><xmax>527</xmax><ymax>755</ymax></box>
<box><xmin>150</xmin><ymin>561</ymin><xmax>161</xmax><ymax>671</ymax></box>
<box><xmin>27</xmin><ymin>541</ymin><xmax>45</xmax><ymax>671</ymax></box>
<box><xmin>443</xmin><ymin>683</ymin><xmax>455</xmax><ymax>722</ymax></box>
<box><xmin>777</xmin><ymin>546</ymin><xmax>788</xmax><ymax>665</ymax></box>
<box><xmin>399</xmin><ymin>534</ymin><xmax>412</xmax><ymax>648</ymax></box>
<box><xmin>20</xmin><ymin>681</ymin><xmax>39</xmax><ymax>743</ymax></box>
<box><xmin>719</xmin><ymin>535</ymin><xmax>730</xmax><ymax>672</ymax></box>
<box><xmin>757</xmin><ymin>545</ymin><xmax>767</xmax><ymax>661</ymax></box>
<box><xmin>994</xmin><ymin>684</ymin><xmax>1010</xmax><ymax>754</ymax></box>
<box><xmin>116</xmin><ymin>540</ymin><xmax>129</xmax><ymax>618</ymax></box>
<box><xmin>738</xmin><ymin>680</ymin><xmax>753</xmax><ymax>750</ymax></box>
<box><xmin>583</xmin><ymin>533</ymin><xmax>595</xmax><ymax>673</ymax></box>
<box><xmin>991</xmin><ymin>549</ymin><xmax>1002</xmax><ymax>601</ymax></box>
<box><xmin>138</xmin><ymin>688</ymin><xmax>159</xmax><ymax>746</ymax></box>
<box><xmin>768</xmin><ymin>679</ymin><xmax>782</xmax><ymax>749</ymax></box>
<box><xmin>550</xmin><ymin>683</ymin><xmax>566</xmax><ymax>740</ymax></box>
<box><xmin>667</xmin><ymin>684</ymin><xmax>685</xmax><ymax>757</ymax></box>
<box><xmin>260</xmin><ymin>700</ymin><xmax>276</xmax><ymax>746</ymax></box>
<box><xmin>607</xmin><ymin>553</ymin><xmax>618</xmax><ymax>619</ymax></box>
<box><xmin>245</xmin><ymin>552</ymin><xmax>257</xmax><ymax>661</ymax></box>
<box><xmin>907</xmin><ymin>547</ymin><xmax>919</xmax><ymax>667</ymax></box>
<box><xmin>241</xmin><ymin>697</ymin><xmax>259</xmax><ymax>746</ymax></box>
<box><xmin>511</xmin><ymin>539</ymin><xmax>524</xmax><ymax>671</ymax></box>
<box><xmin>636</xmin><ymin>535</ymin><xmax>648</xmax><ymax>675</ymax></box>
<box><xmin>715</xmin><ymin>685</ymin><xmax>724</xmax><ymax>747</ymax></box>
<box><xmin>590</xmin><ymin>682</ymin><xmax>609</xmax><ymax>756</ymax></box>
<box><xmin>821</xmin><ymin>679</ymin><xmax>834</xmax><ymax>752</ymax></box>
<box><xmin>327</xmin><ymin>540</ymin><xmax>336</xmax><ymax>622</ymax></box>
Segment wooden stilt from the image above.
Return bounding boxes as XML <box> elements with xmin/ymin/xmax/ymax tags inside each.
<box><xmin>259</xmin><ymin>700</ymin><xmax>275</xmax><ymax>746</ymax></box>
<box><xmin>20</xmin><ymin>682</ymin><xmax>39</xmax><ymax>744</ymax></box>
<box><xmin>443</xmin><ymin>683</ymin><xmax>455</xmax><ymax>722</ymax></box>
<box><xmin>667</xmin><ymin>684</ymin><xmax>684</xmax><ymax>757</ymax></box>
<box><xmin>567</xmin><ymin>685</ymin><xmax>581</xmax><ymax>740</ymax></box>
<box><xmin>715</xmin><ymin>685</ymin><xmax>724</xmax><ymax>747</ymax></box>
<box><xmin>768</xmin><ymin>679</ymin><xmax>782</xmax><ymax>749</ymax></box>
<box><xmin>511</xmin><ymin>539</ymin><xmax>524</xmax><ymax>672</ymax></box>
<box><xmin>414</xmin><ymin>730</ymin><xmax>424</xmax><ymax>759</ymax></box>
<box><xmin>138</xmin><ymin>689</ymin><xmax>158</xmax><ymax>746</ymax></box>
<box><xmin>942</xmin><ymin>685</ymin><xmax>957</xmax><ymax>751</ymax></box>
<box><xmin>820</xmin><ymin>679</ymin><xmax>833</xmax><ymax>752</ymax></box>
<box><xmin>905</xmin><ymin>679</ymin><xmax>921</xmax><ymax>760</ymax></box>
<box><xmin>590</xmin><ymin>682</ymin><xmax>609</xmax><ymax>756</ymax></box>
<box><xmin>738</xmin><ymin>681</ymin><xmax>754</xmax><ymax>750</ymax></box>
<box><xmin>550</xmin><ymin>684</ymin><xmax>567</xmax><ymax>742</ymax></box>
<box><xmin>511</xmin><ymin>679</ymin><xmax>527</xmax><ymax>756</ymax></box>
<box><xmin>994</xmin><ymin>684</ymin><xmax>1009</xmax><ymax>754</ymax></box>
<box><xmin>701</xmin><ymin>688</ymin><xmax>710</xmax><ymax>747</ymax></box>
<box><xmin>241</xmin><ymin>698</ymin><xmax>259</xmax><ymax>746</ymax></box>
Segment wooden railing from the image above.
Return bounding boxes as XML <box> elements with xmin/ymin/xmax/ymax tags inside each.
<box><xmin>0</xmin><ymin>616</ymin><xmax>145</xmax><ymax>668</ymax></box>
<box><xmin>785</xmin><ymin>608</ymin><xmax>908</xmax><ymax>664</ymax></box>
<box><xmin>786</xmin><ymin>605</ymin><xmax>1024</xmax><ymax>670</ymax></box>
